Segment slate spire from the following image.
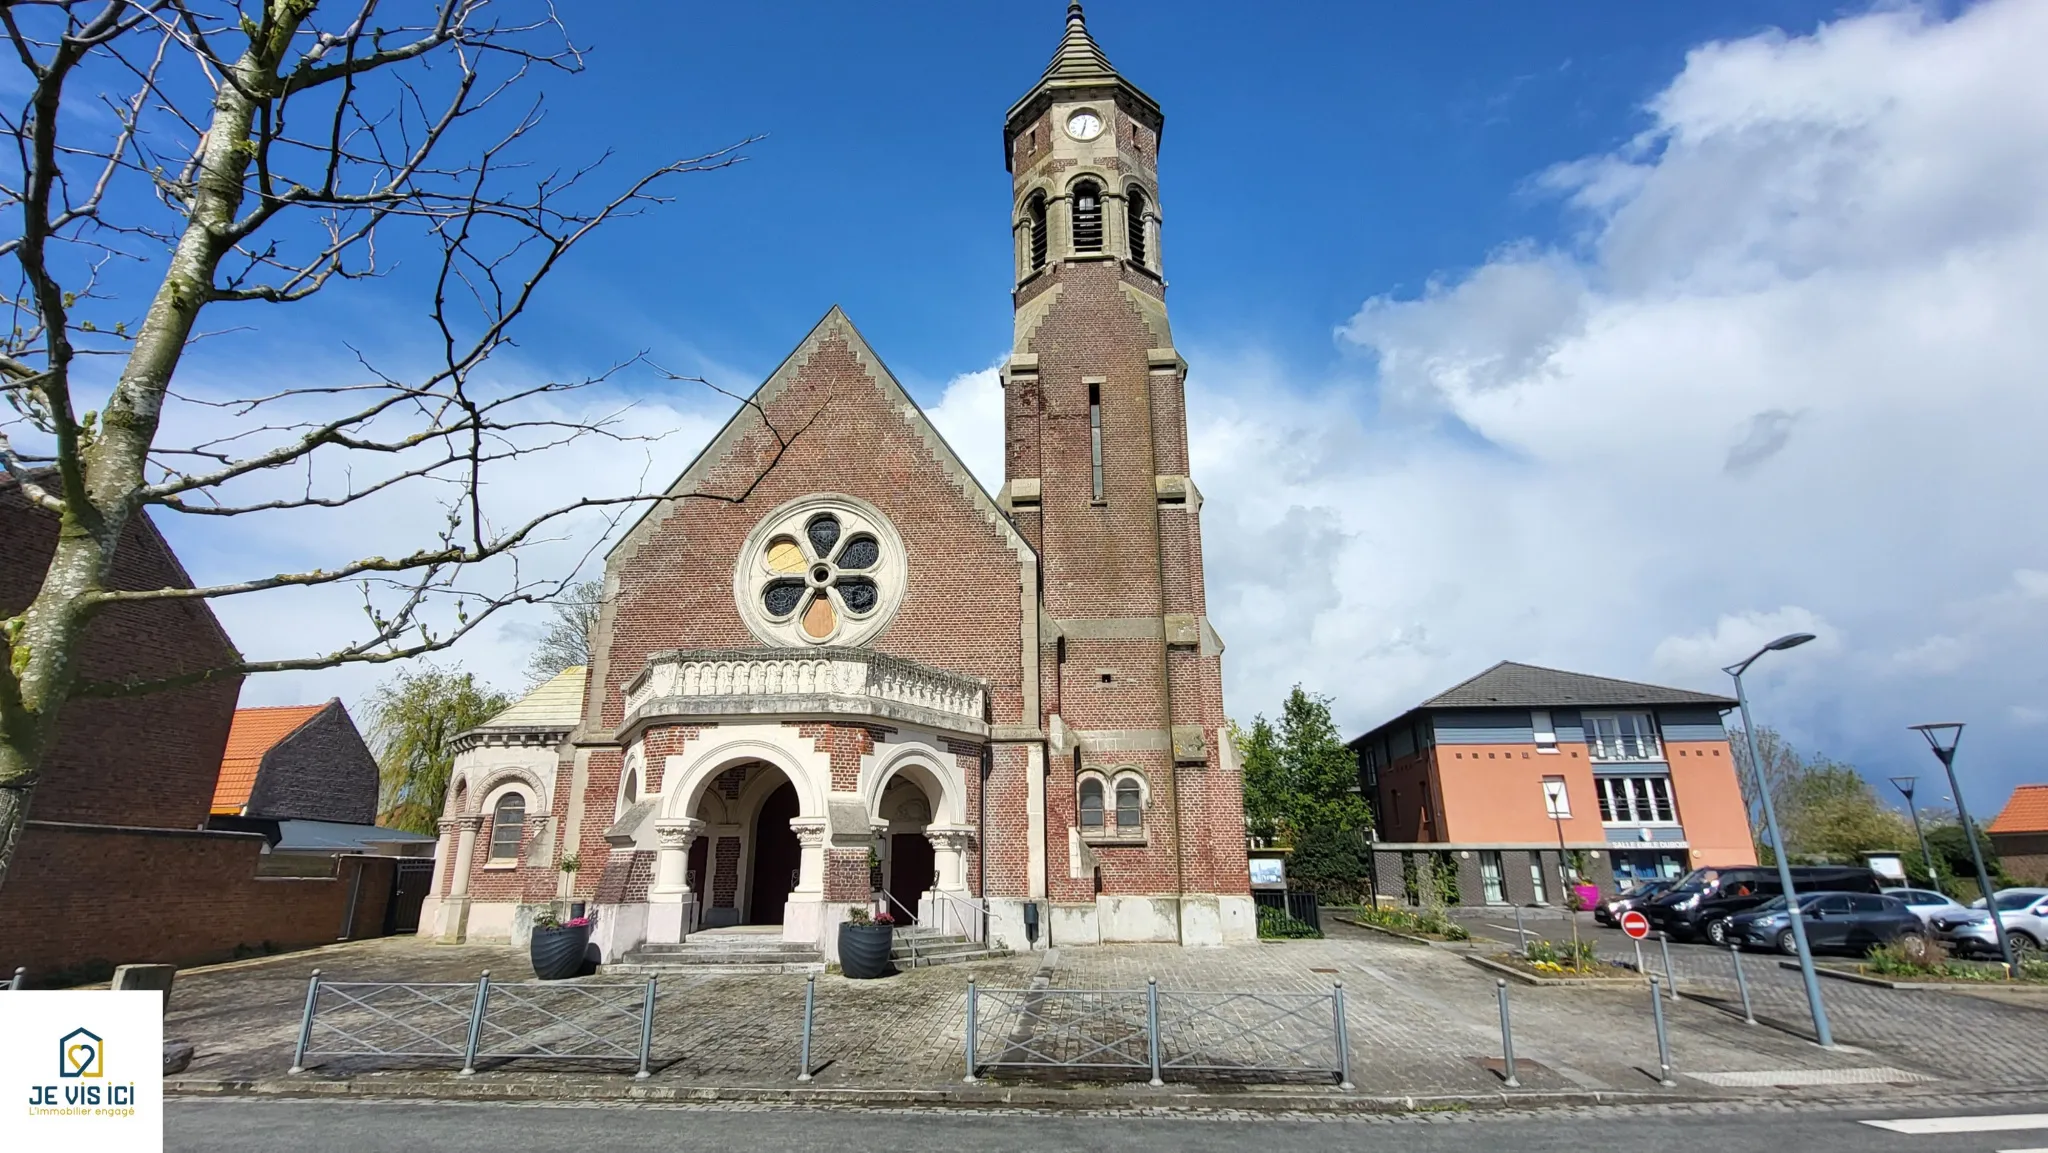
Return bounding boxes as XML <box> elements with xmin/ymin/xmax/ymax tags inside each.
<box><xmin>1040</xmin><ymin>1</ymin><xmax>1120</xmax><ymax>86</ymax></box>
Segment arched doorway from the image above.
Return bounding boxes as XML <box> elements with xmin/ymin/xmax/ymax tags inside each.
<box><xmin>879</xmin><ymin>775</ymin><xmax>935</xmax><ymax>924</ymax></box>
<box><xmin>748</xmin><ymin>781</ymin><xmax>801</xmax><ymax>925</ymax></box>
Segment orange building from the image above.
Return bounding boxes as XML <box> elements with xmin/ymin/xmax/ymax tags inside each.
<box><xmin>1348</xmin><ymin>662</ymin><xmax>1757</xmax><ymax>905</ymax></box>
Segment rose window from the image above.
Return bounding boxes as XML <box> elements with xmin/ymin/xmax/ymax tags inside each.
<box><xmin>735</xmin><ymin>495</ymin><xmax>906</xmax><ymax>647</ymax></box>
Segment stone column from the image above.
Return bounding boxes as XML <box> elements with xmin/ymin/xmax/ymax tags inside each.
<box><xmin>790</xmin><ymin>818</ymin><xmax>827</xmax><ymax>895</ymax></box>
<box><xmin>431</xmin><ymin>815</ymin><xmax>483</xmax><ymax>942</ymax></box>
<box><xmin>784</xmin><ymin>818</ymin><xmax>829</xmax><ymax>948</ymax></box>
<box><xmin>448</xmin><ymin>816</ymin><xmax>482</xmax><ymax>899</ymax></box>
<box><xmin>647</xmin><ymin>817</ymin><xmax>704</xmax><ymax>945</ymax></box>
<box><xmin>924</xmin><ymin>825</ymin><xmax>978</xmax><ymax>938</ymax></box>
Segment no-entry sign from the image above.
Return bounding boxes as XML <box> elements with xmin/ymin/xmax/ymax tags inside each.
<box><xmin>1620</xmin><ymin>909</ymin><xmax>1651</xmax><ymax>939</ymax></box>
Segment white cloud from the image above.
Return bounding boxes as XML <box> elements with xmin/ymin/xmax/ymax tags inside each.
<box><xmin>1193</xmin><ymin>0</ymin><xmax>2048</xmax><ymax>807</ymax></box>
<box><xmin>924</xmin><ymin>358</ymin><xmax>1005</xmax><ymax>493</ymax></box>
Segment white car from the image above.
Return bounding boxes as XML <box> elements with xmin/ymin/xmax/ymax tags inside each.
<box><xmin>1883</xmin><ymin>887</ymin><xmax>1970</xmax><ymax>928</ymax></box>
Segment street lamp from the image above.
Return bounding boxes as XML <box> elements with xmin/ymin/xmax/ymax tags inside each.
<box><xmin>1909</xmin><ymin>723</ymin><xmax>2014</xmax><ymax>973</ymax></box>
<box><xmin>1725</xmin><ymin>631</ymin><xmax>1833</xmax><ymax>1047</ymax></box>
<box><xmin>1887</xmin><ymin>775</ymin><xmax>1938</xmax><ymax>887</ymax></box>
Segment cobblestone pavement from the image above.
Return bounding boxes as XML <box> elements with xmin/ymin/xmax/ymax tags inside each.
<box><xmin>161</xmin><ymin>920</ymin><xmax>2045</xmax><ymax>1099</ymax></box>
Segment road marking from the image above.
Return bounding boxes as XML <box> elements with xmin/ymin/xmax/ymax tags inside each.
<box><xmin>1862</xmin><ymin>1114</ymin><xmax>2048</xmax><ymax>1135</ymax></box>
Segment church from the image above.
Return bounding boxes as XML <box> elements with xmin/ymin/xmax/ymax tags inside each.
<box><xmin>418</xmin><ymin>3</ymin><xmax>1254</xmax><ymax>961</ymax></box>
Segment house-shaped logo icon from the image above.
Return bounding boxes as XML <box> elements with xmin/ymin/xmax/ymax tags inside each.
<box><xmin>59</xmin><ymin>1027</ymin><xmax>103</xmax><ymax>1079</ymax></box>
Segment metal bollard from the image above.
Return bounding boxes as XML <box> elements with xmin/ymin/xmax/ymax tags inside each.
<box><xmin>1515</xmin><ymin>907</ymin><xmax>1528</xmax><ymax>957</ymax></box>
<box><xmin>797</xmin><ymin>974</ymin><xmax>816</xmax><ymax>1081</ymax></box>
<box><xmin>1145</xmin><ymin>977</ymin><xmax>1164</xmax><ymax>1087</ymax></box>
<box><xmin>636</xmin><ymin>975</ymin><xmax>658</xmax><ymax>1080</ymax></box>
<box><xmin>459</xmin><ymin>970</ymin><xmax>491</xmax><ymax>1076</ymax></box>
<box><xmin>7</xmin><ymin>966</ymin><xmax>24</xmax><ymax>990</ymax></box>
<box><xmin>1658</xmin><ymin>932</ymin><xmax>1680</xmax><ymax>1001</ymax></box>
<box><xmin>288</xmin><ymin>969</ymin><xmax>322</xmax><ymax>1074</ymax></box>
<box><xmin>1729</xmin><ymin>945</ymin><xmax>1757</xmax><ymax>1025</ymax></box>
<box><xmin>1332</xmin><ymin>982</ymin><xmax>1354</xmax><ymax>1090</ymax></box>
<box><xmin>1495</xmin><ymin>978</ymin><xmax>1519</xmax><ymax>1088</ymax></box>
<box><xmin>963</xmin><ymin>978</ymin><xmax>978</xmax><ymax>1084</ymax></box>
<box><xmin>1648</xmin><ymin>976</ymin><xmax>1675</xmax><ymax>1087</ymax></box>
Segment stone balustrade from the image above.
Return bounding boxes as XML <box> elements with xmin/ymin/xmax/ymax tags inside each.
<box><xmin>621</xmin><ymin>647</ymin><xmax>988</xmax><ymax>736</ymax></box>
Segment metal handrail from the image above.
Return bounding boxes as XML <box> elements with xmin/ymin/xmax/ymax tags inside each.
<box><xmin>924</xmin><ymin>888</ymin><xmax>989</xmax><ymax>943</ymax></box>
<box><xmin>874</xmin><ymin>889</ymin><xmax>921</xmax><ymax>965</ymax></box>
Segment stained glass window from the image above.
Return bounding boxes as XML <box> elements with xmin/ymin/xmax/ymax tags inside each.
<box><xmin>838</xmin><ymin>535</ymin><xmax>878</xmax><ymax>570</ymax></box>
<box><xmin>807</xmin><ymin>514</ymin><xmax>840</xmax><ymax>557</ymax></box>
<box><xmin>1114</xmin><ymin>779</ymin><xmax>1142</xmax><ymax>830</ymax></box>
<box><xmin>488</xmin><ymin>794</ymin><xmax>525</xmax><ymax>859</ymax></box>
<box><xmin>763</xmin><ymin>581</ymin><xmax>805</xmax><ymax>617</ymax></box>
<box><xmin>838</xmin><ymin>578</ymin><xmax>879</xmax><ymax>613</ymax></box>
<box><xmin>1079</xmin><ymin>779</ymin><xmax>1105</xmax><ymax>829</ymax></box>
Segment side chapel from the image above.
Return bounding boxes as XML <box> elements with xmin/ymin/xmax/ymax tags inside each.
<box><xmin>420</xmin><ymin>3</ymin><xmax>1253</xmax><ymax>960</ymax></box>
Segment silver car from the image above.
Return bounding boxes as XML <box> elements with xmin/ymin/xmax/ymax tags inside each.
<box><xmin>1883</xmin><ymin>887</ymin><xmax>1970</xmax><ymax>928</ymax></box>
<box><xmin>1930</xmin><ymin>887</ymin><xmax>2048</xmax><ymax>959</ymax></box>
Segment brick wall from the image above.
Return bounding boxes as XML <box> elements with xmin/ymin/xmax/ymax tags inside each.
<box><xmin>0</xmin><ymin>821</ymin><xmax>394</xmax><ymax>984</ymax></box>
<box><xmin>244</xmin><ymin>700</ymin><xmax>379</xmax><ymax>823</ymax></box>
<box><xmin>1</xmin><ymin>486</ymin><xmax>243</xmax><ymax>830</ymax></box>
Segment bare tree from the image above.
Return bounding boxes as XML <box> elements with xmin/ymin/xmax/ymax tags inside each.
<box><xmin>0</xmin><ymin>1</ymin><xmax>776</xmax><ymax>892</ymax></box>
<box><xmin>524</xmin><ymin>577</ymin><xmax>600</xmax><ymax>685</ymax></box>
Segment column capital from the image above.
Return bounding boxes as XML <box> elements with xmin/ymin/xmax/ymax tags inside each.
<box><xmin>452</xmin><ymin>815</ymin><xmax>484</xmax><ymax>832</ymax></box>
<box><xmin>924</xmin><ymin>825</ymin><xmax>978</xmax><ymax>853</ymax></box>
<box><xmin>789</xmin><ymin>817</ymin><xmax>828</xmax><ymax>848</ymax></box>
<box><xmin>653</xmin><ymin>817</ymin><xmax>705</xmax><ymax>848</ymax></box>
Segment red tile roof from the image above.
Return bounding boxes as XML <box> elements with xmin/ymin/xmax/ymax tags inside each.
<box><xmin>1988</xmin><ymin>784</ymin><xmax>2048</xmax><ymax>835</ymax></box>
<box><xmin>211</xmin><ymin>704</ymin><xmax>326</xmax><ymax>815</ymax></box>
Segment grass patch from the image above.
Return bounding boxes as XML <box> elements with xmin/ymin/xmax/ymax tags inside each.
<box><xmin>1346</xmin><ymin>905</ymin><xmax>1470</xmax><ymax>942</ymax></box>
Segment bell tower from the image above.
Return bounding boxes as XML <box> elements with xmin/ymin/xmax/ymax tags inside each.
<box><xmin>999</xmin><ymin>3</ymin><xmax>1250</xmax><ymax>944</ymax></box>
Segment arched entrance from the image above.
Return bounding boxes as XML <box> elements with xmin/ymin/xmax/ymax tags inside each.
<box><xmin>748</xmin><ymin>781</ymin><xmax>801</xmax><ymax>924</ymax></box>
<box><xmin>879</xmin><ymin>775</ymin><xmax>935</xmax><ymax>924</ymax></box>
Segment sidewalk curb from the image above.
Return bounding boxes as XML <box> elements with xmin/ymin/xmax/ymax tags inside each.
<box><xmin>164</xmin><ymin>1075</ymin><xmax>1713</xmax><ymax>1113</ymax></box>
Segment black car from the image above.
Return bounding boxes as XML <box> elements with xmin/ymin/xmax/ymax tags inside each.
<box><xmin>1726</xmin><ymin>891</ymin><xmax>1927</xmax><ymax>957</ymax></box>
<box><xmin>1595</xmin><ymin>880</ymin><xmax>1673</xmax><ymax>927</ymax></box>
<box><xmin>1641</xmin><ymin>864</ymin><xmax>1884</xmax><ymax>945</ymax></box>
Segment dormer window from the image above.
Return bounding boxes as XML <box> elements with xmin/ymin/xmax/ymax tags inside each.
<box><xmin>1125</xmin><ymin>186</ymin><xmax>1147</xmax><ymax>265</ymax></box>
<box><xmin>1071</xmin><ymin>180</ymin><xmax>1103</xmax><ymax>252</ymax></box>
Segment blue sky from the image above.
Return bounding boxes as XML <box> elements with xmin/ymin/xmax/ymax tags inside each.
<box><xmin>23</xmin><ymin>1</ymin><xmax>2045</xmax><ymax>822</ymax></box>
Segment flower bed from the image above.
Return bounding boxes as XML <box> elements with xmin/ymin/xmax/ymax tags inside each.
<box><xmin>1852</xmin><ymin>942</ymin><xmax>2048</xmax><ymax>985</ymax></box>
<box><xmin>1339</xmin><ymin>905</ymin><xmax>1470</xmax><ymax>942</ymax></box>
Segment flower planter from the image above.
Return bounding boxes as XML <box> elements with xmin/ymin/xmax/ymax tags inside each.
<box><xmin>838</xmin><ymin>922</ymin><xmax>895</xmax><ymax>980</ymax></box>
<box><xmin>530</xmin><ymin>923</ymin><xmax>593</xmax><ymax>981</ymax></box>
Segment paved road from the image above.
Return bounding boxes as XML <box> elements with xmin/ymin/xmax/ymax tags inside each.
<box><xmin>166</xmin><ymin>1097</ymin><xmax>2048</xmax><ymax>1153</ymax></box>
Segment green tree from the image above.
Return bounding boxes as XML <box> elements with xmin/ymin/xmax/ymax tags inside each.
<box><xmin>1779</xmin><ymin>762</ymin><xmax>1913</xmax><ymax>863</ymax></box>
<box><xmin>1233</xmin><ymin>716</ymin><xmax>1287</xmax><ymax>845</ymax></box>
<box><xmin>1277</xmin><ymin>686</ymin><xmax>1371</xmax><ymax>834</ymax></box>
<box><xmin>525</xmin><ymin>580</ymin><xmax>605</xmax><ymax>686</ymax></box>
<box><xmin>368</xmin><ymin>666</ymin><xmax>509</xmax><ymax>835</ymax></box>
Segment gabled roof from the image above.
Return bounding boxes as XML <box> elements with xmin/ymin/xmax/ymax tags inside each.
<box><xmin>212</xmin><ymin>703</ymin><xmax>328</xmax><ymax>814</ymax></box>
<box><xmin>479</xmin><ymin>665</ymin><xmax>587</xmax><ymax>730</ymax></box>
<box><xmin>1989</xmin><ymin>784</ymin><xmax>2048</xmax><ymax>835</ymax></box>
<box><xmin>1421</xmin><ymin>661</ymin><xmax>1736</xmax><ymax>710</ymax></box>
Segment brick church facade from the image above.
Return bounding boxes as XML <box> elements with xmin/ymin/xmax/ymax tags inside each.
<box><xmin>421</xmin><ymin>3</ymin><xmax>1253</xmax><ymax>959</ymax></box>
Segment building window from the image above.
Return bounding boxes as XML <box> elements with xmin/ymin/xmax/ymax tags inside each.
<box><xmin>1528</xmin><ymin>857</ymin><xmax>1548</xmax><ymax>904</ymax></box>
<box><xmin>1585</xmin><ymin>712</ymin><xmax>1661</xmax><ymax>762</ymax></box>
<box><xmin>489</xmin><ymin>794</ymin><xmax>526</xmax><ymax>860</ymax></box>
<box><xmin>1596</xmin><ymin>776</ymin><xmax>1676</xmax><ymax>824</ymax></box>
<box><xmin>1071</xmin><ymin>180</ymin><xmax>1103</xmax><ymax>251</ymax></box>
<box><xmin>1125</xmin><ymin>186</ymin><xmax>1147</xmax><ymax>265</ymax></box>
<box><xmin>1028</xmin><ymin>193</ymin><xmax>1048</xmax><ymax>270</ymax></box>
<box><xmin>1531</xmin><ymin>709</ymin><xmax>1557</xmax><ymax>752</ymax></box>
<box><xmin>738</xmin><ymin>495</ymin><xmax>907</xmax><ymax>648</ymax></box>
<box><xmin>1480</xmin><ymin>851</ymin><xmax>1505</xmax><ymax>904</ymax></box>
<box><xmin>1114</xmin><ymin>777</ymin><xmax>1142</xmax><ymax>830</ymax></box>
<box><xmin>1079</xmin><ymin>778</ymin><xmax>1105</xmax><ymax>829</ymax></box>
<box><xmin>1088</xmin><ymin>382</ymin><xmax>1104</xmax><ymax>501</ymax></box>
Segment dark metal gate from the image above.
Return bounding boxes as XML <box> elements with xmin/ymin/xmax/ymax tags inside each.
<box><xmin>386</xmin><ymin>859</ymin><xmax>435</xmax><ymax>935</ymax></box>
<box><xmin>1252</xmin><ymin>889</ymin><xmax>1322</xmax><ymax>931</ymax></box>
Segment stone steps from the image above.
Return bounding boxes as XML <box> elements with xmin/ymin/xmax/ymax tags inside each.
<box><xmin>611</xmin><ymin>931</ymin><xmax>824</xmax><ymax>976</ymax></box>
<box><xmin>888</xmin><ymin>931</ymin><xmax>1010</xmax><ymax>968</ymax></box>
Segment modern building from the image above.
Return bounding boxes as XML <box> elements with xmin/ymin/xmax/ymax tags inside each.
<box><xmin>1988</xmin><ymin>784</ymin><xmax>2048</xmax><ymax>885</ymax></box>
<box><xmin>1347</xmin><ymin>662</ymin><xmax>1757</xmax><ymax>905</ymax></box>
<box><xmin>421</xmin><ymin>3</ymin><xmax>1252</xmax><ymax>963</ymax></box>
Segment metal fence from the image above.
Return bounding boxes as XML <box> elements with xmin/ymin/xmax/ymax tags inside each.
<box><xmin>1253</xmin><ymin>889</ymin><xmax>1323</xmax><ymax>931</ymax></box>
<box><xmin>289</xmin><ymin>968</ymin><xmax>657</xmax><ymax>1077</ymax></box>
<box><xmin>964</xmin><ymin>978</ymin><xmax>1352</xmax><ymax>1088</ymax></box>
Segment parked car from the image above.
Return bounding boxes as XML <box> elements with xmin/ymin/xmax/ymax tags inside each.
<box><xmin>1641</xmin><ymin>865</ymin><xmax>1884</xmax><ymax>945</ymax></box>
<box><xmin>1882</xmin><ymin>887</ymin><xmax>1970</xmax><ymax>928</ymax></box>
<box><xmin>1726</xmin><ymin>891</ymin><xmax>1927</xmax><ymax>957</ymax></box>
<box><xmin>1596</xmin><ymin>880</ymin><xmax>1673</xmax><ymax>927</ymax></box>
<box><xmin>1930</xmin><ymin>888</ymin><xmax>2048</xmax><ymax>959</ymax></box>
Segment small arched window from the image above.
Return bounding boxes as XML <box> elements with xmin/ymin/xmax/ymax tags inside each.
<box><xmin>1125</xmin><ymin>187</ymin><xmax>1147</xmax><ymax>266</ymax></box>
<box><xmin>1028</xmin><ymin>193</ymin><xmax>1048</xmax><ymax>271</ymax></box>
<box><xmin>1071</xmin><ymin>180</ymin><xmax>1103</xmax><ymax>252</ymax></box>
<box><xmin>488</xmin><ymin>794</ymin><xmax>526</xmax><ymax>860</ymax></box>
<box><xmin>1114</xmin><ymin>778</ymin><xmax>1143</xmax><ymax>830</ymax></box>
<box><xmin>620</xmin><ymin>768</ymin><xmax>639</xmax><ymax>807</ymax></box>
<box><xmin>1078</xmin><ymin>778</ymin><xmax>1105</xmax><ymax>829</ymax></box>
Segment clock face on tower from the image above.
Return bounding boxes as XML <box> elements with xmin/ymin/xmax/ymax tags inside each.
<box><xmin>1065</xmin><ymin>110</ymin><xmax>1104</xmax><ymax>141</ymax></box>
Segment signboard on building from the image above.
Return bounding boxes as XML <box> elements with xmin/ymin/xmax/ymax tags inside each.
<box><xmin>1248</xmin><ymin>856</ymin><xmax>1287</xmax><ymax>890</ymax></box>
